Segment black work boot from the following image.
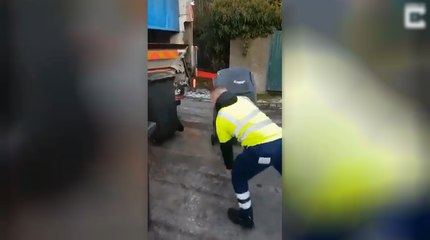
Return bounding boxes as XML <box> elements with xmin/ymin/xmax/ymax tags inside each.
<box><xmin>227</xmin><ymin>208</ymin><xmax>255</xmax><ymax>229</ymax></box>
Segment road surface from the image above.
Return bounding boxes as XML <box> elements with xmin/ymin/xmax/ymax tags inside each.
<box><xmin>148</xmin><ymin>98</ymin><xmax>282</xmax><ymax>240</ymax></box>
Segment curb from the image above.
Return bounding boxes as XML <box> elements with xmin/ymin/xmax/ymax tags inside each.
<box><xmin>184</xmin><ymin>96</ymin><xmax>211</xmax><ymax>102</ymax></box>
<box><xmin>257</xmin><ymin>102</ymin><xmax>282</xmax><ymax>109</ymax></box>
<box><xmin>184</xmin><ymin>97</ymin><xmax>282</xmax><ymax>109</ymax></box>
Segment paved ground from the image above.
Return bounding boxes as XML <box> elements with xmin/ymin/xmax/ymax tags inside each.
<box><xmin>148</xmin><ymin>98</ymin><xmax>282</xmax><ymax>240</ymax></box>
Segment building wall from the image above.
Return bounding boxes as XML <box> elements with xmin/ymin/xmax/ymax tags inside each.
<box><xmin>229</xmin><ymin>37</ymin><xmax>271</xmax><ymax>93</ymax></box>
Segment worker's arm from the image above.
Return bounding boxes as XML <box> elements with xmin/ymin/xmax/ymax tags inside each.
<box><xmin>215</xmin><ymin>116</ymin><xmax>234</xmax><ymax>169</ymax></box>
<box><xmin>220</xmin><ymin>139</ymin><xmax>234</xmax><ymax>169</ymax></box>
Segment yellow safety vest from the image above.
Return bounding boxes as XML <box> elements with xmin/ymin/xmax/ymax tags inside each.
<box><xmin>216</xmin><ymin>96</ymin><xmax>282</xmax><ymax>147</ymax></box>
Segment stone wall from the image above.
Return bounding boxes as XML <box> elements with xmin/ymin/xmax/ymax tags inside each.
<box><xmin>229</xmin><ymin>36</ymin><xmax>271</xmax><ymax>93</ymax></box>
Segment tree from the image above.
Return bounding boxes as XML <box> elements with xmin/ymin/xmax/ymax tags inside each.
<box><xmin>194</xmin><ymin>0</ymin><xmax>282</xmax><ymax>70</ymax></box>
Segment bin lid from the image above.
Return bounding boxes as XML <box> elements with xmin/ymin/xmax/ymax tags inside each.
<box><xmin>214</xmin><ymin>67</ymin><xmax>255</xmax><ymax>93</ymax></box>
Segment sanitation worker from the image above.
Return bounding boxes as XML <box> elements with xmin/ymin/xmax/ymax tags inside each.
<box><xmin>210</xmin><ymin>86</ymin><xmax>282</xmax><ymax>229</ymax></box>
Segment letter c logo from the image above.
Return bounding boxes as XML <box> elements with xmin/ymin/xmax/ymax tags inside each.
<box><xmin>404</xmin><ymin>3</ymin><xmax>427</xmax><ymax>30</ymax></box>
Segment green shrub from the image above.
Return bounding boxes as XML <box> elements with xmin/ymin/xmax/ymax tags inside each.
<box><xmin>195</xmin><ymin>0</ymin><xmax>281</xmax><ymax>70</ymax></box>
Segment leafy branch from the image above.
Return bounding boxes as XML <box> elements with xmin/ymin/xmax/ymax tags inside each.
<box><xmin>195</xmin><ymin>0</ymin><xmax>281</xmax><ymax>70</ymax></box>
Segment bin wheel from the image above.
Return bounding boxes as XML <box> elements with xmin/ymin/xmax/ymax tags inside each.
<box><xmin>150</xmin><ymin>136</ymin><xmax>161</xmax><ymax>146</ymax></box>
<box><xmin>211</xmin><ymin>134</ymin><xmax>217</xmax><ymax>146</ymax></box>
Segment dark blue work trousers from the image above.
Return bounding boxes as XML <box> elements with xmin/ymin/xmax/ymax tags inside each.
<box><xmin>231</xmin><ymin>138</ymin><xmax>282</xmax><ymax>215</ymax></box>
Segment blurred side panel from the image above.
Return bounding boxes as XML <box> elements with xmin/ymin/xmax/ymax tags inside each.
<box><xmin>283</xmin><ymin>0</ymin><xmax>430</xmax><ymax>239</ymax></box>
<box><xmin>2</xmin><ymin>0</ymin><xmax>148</xmax><ymax>239</ymax></box>
<box><xmin>1</xmin><ymin>0</ymin><xmax>12</xmax><ymax>237</ymax></box>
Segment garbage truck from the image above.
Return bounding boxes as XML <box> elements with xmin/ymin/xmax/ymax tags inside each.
<box><xmin>147</xmin><ymin>0</ymin><xmax>197</xmax><ymax>143</ymax></box>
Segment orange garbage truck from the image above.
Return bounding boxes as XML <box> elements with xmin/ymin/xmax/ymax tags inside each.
<box><xmin>147</xmin><ymin>0</ymin><xmax>197</xmax><ymax>143</ymax></box>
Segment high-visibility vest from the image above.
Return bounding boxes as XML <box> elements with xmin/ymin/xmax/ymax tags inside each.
<box><xmin>216</xmin><ymin>96</ymin><xmax>282</xmax><ymax>147</ymax></box>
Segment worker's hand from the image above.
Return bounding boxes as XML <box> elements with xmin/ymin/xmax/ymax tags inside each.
<box><xmin>224</xmin><ymin>160</ymin><xmax>233</xmax><ymax>170</ymax></box>
<box><xmin>225</xmin><ymin>164</ymin><xmax>232</xmax><ymax>170</ymax></box>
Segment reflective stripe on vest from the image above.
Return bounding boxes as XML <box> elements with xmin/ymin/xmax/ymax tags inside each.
<box><xmin>239</xmin><ymin>119</ymin><xmax>273</xmax><ymax>142</ymax></box>
<box><xmin>217</xmin><ymin>108</ymin><xmax>273</xmax><ymax>142</ymax></box>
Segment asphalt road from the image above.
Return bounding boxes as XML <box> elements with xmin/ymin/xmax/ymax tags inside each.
<box><xmin>148</xmin><ymin>98</ymin><xmax>282</xmax><ymax>240</ymax></box>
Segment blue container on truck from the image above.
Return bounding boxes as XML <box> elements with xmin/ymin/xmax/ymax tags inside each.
<box><xmin>148</xmin><ymin>0</ymin><xmax>180</xmax><ymax>32</ymax></box>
